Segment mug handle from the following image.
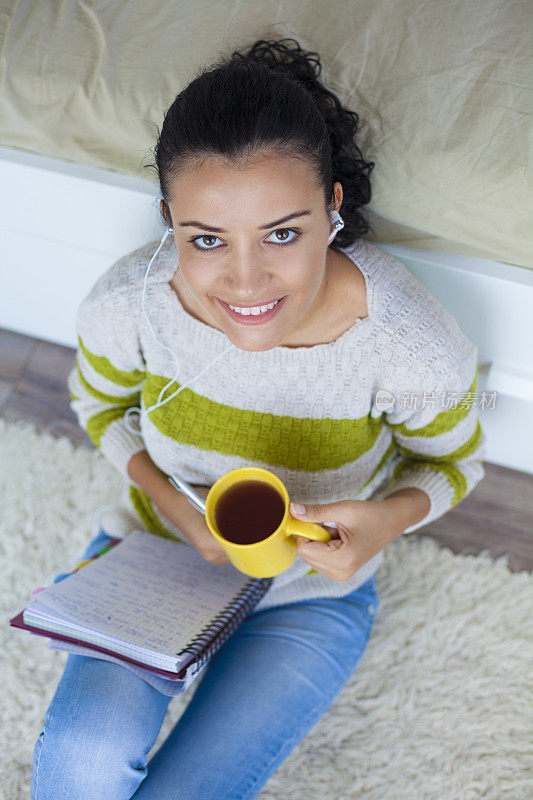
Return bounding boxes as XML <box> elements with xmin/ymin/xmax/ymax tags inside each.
<box><xmin>285</xmin><ymin>515</ymin><xmax>332</xmax><ymax>542</ymax></box>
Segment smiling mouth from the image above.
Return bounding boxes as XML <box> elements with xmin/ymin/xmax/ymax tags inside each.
<box><xmin>217</xmin><ymin>296</ymin><xmax>287</xmax><ymax>325</ymax></box>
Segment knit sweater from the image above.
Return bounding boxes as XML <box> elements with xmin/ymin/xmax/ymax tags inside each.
<box><xmin>68</xmin><ymin>234</ymin><xmax>486</xmax><ymax>612</ymax></box>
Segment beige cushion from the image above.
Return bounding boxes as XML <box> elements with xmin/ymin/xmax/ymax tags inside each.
<box><xmin>1</xmin><ymin>0</ymin><xmax>530</xmax><ymax>268</ymax></box>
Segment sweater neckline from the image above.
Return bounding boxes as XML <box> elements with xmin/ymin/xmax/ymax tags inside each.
<box><xmin>161</xmin><ymin>238</ymin><xmax>377</xmax><ymax>359</ymax></box>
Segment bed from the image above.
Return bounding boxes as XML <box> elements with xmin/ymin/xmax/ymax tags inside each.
<box><xmin>0</xmin><ymin>0</ymin><xmax>531</xmax><ymax>471</ymax></box>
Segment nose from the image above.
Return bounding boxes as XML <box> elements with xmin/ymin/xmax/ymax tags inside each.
<box><xmin>223</xmin><ymin>251</ymin><xmax>271</xmax><ymax>300</ymax></box>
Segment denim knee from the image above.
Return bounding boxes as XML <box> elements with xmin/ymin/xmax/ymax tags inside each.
<box><xmin>31</xmin><ymin>711</ymin><xmax>148</xmax><ymax>800</ymax></box>
<box><xmin>30</xmin><ymin>653</ymin><xmax>161</xmax><ymax>800</ymax></box>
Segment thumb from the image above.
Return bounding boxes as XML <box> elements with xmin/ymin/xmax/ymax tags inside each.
<box><xmin>289</xmin><ymin>501</ymin><xmax>343</xmax><ymax>529</ymax></box>
<box><xmin>289</xmin><ymin>501</ymin><xmax>344</xmax><ymax>556</ymax></box>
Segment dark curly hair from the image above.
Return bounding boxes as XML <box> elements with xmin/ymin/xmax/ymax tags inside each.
<box><xmin>145</xmin><ymin>36</ymin><xmax>375</xmax><ymax>250</ymax></box>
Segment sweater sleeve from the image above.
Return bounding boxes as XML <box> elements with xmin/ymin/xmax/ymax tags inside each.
<box><xmin>67</xmin><ymin>274</ymin><xmax>146</xmax><ymax>484</ymax></box>
<box><xmin>371</xmin><ymin>345</ymin><xmax>487</xmax><ymax>535</ymax></box>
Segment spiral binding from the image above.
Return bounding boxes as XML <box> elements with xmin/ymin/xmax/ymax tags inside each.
<box><xmin>176</xmin><ymin>576</ymin><xmax>274</xmax><ymax>673</ymax></box>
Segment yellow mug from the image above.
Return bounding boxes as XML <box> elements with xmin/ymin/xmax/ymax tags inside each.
<box><xmin>204</xmin><ymin>467</ymin><xmax>332</xmax><ymax>578</ymax></box>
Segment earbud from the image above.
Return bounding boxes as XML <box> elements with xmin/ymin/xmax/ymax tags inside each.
<box><xmin>327</xmin><ymin>209</ymin><xmax>345</xmax><ymax>244</ymax></box>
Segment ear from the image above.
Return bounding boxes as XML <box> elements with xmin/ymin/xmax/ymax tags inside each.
<box><xmin>330</xmin><ymin>181</ymin><xmax>343</xmax><ymax>213</ymax></box>
<box><xmin>160</xmin><ymin>198</ymin><xmax>171</xmax><ymax>225</ymax></box>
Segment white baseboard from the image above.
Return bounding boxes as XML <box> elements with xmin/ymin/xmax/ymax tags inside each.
<box><xmin>1</xmin><ymin>146</ymin><xmax>531</xmax><ymax>473</ymax></box>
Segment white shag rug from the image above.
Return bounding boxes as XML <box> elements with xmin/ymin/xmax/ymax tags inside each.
<box><xmin>1</xmin><ymin>417</ymin><xmax>532</xmax><ymax>800</ymax></box>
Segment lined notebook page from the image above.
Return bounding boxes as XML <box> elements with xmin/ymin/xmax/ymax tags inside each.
<box><xmin>24</xmin><ymin>530</ymin><xmax>252</xmax><ymax>664</ymax></box>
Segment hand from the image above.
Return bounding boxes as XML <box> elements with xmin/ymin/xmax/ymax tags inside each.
<box><xmin>290</xmin><ymin>499</ymin><xmax>401</xmax><ymax>583</ymax></box>
<box><xmin>179</xmin><ymin>485</ymin><xmax>231</xmax><ymax>566</ymax></box>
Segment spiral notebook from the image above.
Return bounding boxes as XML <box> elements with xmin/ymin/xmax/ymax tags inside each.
<box><xmin>10</xmin><ymin>529</ymin><xmax>273</xmax><ymax>694</ymax></box>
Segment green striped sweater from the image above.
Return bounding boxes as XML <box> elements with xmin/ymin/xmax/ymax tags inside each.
<box><xmin>68</xmin><ymin>235</ymin><xmax>486</xmax><ymax>611</ymax></box>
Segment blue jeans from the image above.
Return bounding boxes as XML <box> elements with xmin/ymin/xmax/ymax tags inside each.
<box><xmin>31</xmin><ymin>528</ymin><xmax>379</xmax><ymax>800</ymax></box>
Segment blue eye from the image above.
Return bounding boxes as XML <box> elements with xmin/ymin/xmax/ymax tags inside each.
<box><xmin>189</xmin><ymin>228</ymin><xmax>300</xmax><ymax>252</ymax></box>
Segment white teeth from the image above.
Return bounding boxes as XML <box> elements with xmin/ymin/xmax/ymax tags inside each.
<box><xmin>228</xmin><ymin>299</ymin><xmax>280</xmax><ymax>315</ymax></box>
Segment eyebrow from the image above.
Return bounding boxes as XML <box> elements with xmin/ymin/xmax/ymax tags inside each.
<box><xmin>178</xmin><ymin>209</ymin><xmax>313</xmax><ymax>233</ymax></box>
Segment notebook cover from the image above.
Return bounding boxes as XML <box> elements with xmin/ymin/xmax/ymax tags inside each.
<box><xmin>10</xmin><ymin>535</ymin><xmax>195</xmax><ymax>679</ymax></box>
<box><xmin>9</xmin><ymin>610</ymin><xmax>194</xmax><ymax>679</ymax></box>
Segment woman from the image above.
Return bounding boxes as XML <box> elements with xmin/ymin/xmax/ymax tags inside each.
<box><xmin>31</xmin><ymin>37</ymin><xmax>485</xmax><ymax>799</ymax></box>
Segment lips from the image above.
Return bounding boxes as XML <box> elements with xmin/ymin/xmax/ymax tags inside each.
<box><xmin>217</xmin><ymin>295</ymin><xmax>287</xmax><ymax>325</ymax></box>
<box><xmin>218</xmin><ymin>297</ymin><xmax>283</xmax><ymax>308</ymax></box>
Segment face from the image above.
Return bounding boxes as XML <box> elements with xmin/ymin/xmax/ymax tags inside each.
<box><xmin>163</xmin><ymin>151</ymin><xmax>343</xmax><ymax>352</ymax></box>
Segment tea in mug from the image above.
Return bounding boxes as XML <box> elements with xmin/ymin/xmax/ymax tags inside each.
<box><xmin>214</xmin><ymin>480</ymin><xmax>285</xmax><ymax>545</ymax></box>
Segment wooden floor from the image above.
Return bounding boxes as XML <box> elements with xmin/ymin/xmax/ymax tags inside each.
<box><xmin>1</xmin><ymin>326</ymin><xmax>531</xmax><ymax>573</ymax></box>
